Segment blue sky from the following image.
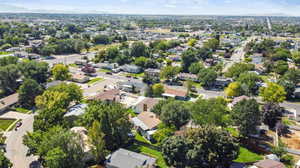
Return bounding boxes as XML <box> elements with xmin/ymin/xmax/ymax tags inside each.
<box><xmin>1</xmin><ymin>0</ymin><xmax>300</xmax><ymax>16</ymax></box>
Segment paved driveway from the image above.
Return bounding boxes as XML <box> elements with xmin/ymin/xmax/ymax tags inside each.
<box><xmin>5</xmin><ymin>114</ymin><xmax>40</xmax><ymax>168</ymax></box>
<box><xmin>0</xmin><ymin>111</ymin><xmax>30</xmax><ymax>120</ymax></box>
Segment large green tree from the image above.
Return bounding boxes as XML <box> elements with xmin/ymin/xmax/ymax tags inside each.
<box><xmin>18</xmin><ymin>60</ymin><xmax>49</xmax><ymax>83</ymax></box>
<box><xmin>0</xmin><ymin>64</ymin><xmax>20</xmax><ymax>95</ymax></box>
<box><xmin>232</xmin><ymin>99</ymin><xmax>261</xmax><ymax>137</ymax></box>
<box><xmin>51</xmin><ymin>64</ymin><xmax>70</xmax><ymax>81</ymax></box>
<box><xmin>80</xmin><ymin>101</ymin><xmax>132</xmax><ymax>151</ymax></box>
<box><xmin>18</xmin><ymin>78</ymin><xmax>43</xmax><ymax>109</ymax></box>
<box><xmin>130</xmin><ymin>41</ymin><xmax>149</xmax><ymax>57</ymax></box>
<box><xmin>0</xmin><ymin>151</ymin><xmax>12</xmax><ymax>168</ymax></box>
<box><xmin>198</xmin><ymin>68</ymin><xmax>217</xmax><ymax>88</ymax></box>
<box><xmin>181</xmin><ymin>49</ymin><xmax>197</xmax><ymax>72</ymax></box>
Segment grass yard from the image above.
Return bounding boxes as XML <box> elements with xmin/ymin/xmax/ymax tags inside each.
<box><xmin>98</xmin><ymin>69</ymin><xmax>112</xmax><ymax>73</ymax></box>
<box><xmin>0</xmin><ymin>51</ymin><xmax>11</xmax><ymax>55</ymax></box>
<box><xmin>87</xmin><ymin>78</ymin><xmax>104</xmax><ymax>85</ymax></box>
<box><xmin>122</xmin><ymin>72</ymin><xmax>144</xmax><ymax>78</ymax></box>
<box><xmin>15</xmin><ymin>107</ymin><xmax>31</xmax><ymax>114</ymax></box>
<box><xmin>0</xmin><ymin>119</ymin><xmax>16</xmax><ymax>131</ymax></box>
<box><xmin>126</xmin><ymin>143</ymin><xmax>168</xmax><ymax>168</ymax></box>
<box><xmin>234</xmin><ymin>147</ymin><xmax>263</xmax><ymax>163</ymax></box>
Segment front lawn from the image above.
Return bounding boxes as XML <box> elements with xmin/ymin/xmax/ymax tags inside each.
<box><xmin>87</xmin><ymin>78</ymin><xmax>104</xmax><ymax>85</ymax></box>
<box><xmin>98</xmin><ymin>69</ymin><xmax>112</xmax><ymax>73</ymax></box>
<box><xmin>0</xmin><ymin>119</ymin><xmax>16</xmax><ymax>131</ymax></box>
<box><xmin>122</xmin><ymin>72</ymin><xmax>144</xmax><ymax>78</ymax></box>
<box><xmin>234</xmin><ymin>147</ymin><xmax>263</xmax><ymax>163</ymax></box>
<box><xmin>126</xmin><ymin>143</ymin><xmax>168</xmax><ymax>168</ymax></box>
<box><xmin>15</xmin><ymin>107</ymin><xmax>31</xmax><ymax>114</ymax></box>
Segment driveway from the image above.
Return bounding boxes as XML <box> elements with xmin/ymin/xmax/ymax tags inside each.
<box><xmin>0</xmin><ymin>111</ymin><xmax>30</xmax><ymax>120</ymax></box>
<box><xmin>5</xmin><ymin>114</ymin><xmax>40</xmax><ymax>168</ymax></box>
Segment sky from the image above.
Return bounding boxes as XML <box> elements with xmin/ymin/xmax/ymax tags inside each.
<box><xmin>0</xmin><ymin>0</ymin><xmax>300</xmax><ymax>16</ymax></box>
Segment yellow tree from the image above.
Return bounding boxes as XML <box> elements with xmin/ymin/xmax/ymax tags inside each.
<box><xmin>225</xmin><ymin>82</ymin><xmax>243</xmax><ymax>98</ymax></box>
<box><xmin>259</xmin><ymin>82</ymin><xmax>287</xmax><ymax>103</ymax></box>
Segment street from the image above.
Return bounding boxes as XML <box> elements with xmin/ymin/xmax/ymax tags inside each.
<box><xmin>5</xmin><ymin>114</ymin><xmax>40</xmax><ymax>168</ymax></box>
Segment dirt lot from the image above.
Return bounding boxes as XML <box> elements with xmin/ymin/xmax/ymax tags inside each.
<box><xmin>281</xmin><ymin>130</ymin><xmax>300</xmax><ymax>150</ymax></box>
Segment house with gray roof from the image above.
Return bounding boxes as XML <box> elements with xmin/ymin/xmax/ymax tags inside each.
<box><xmin>105</xmin><ymin>148</ymin><xmax>156</xmax><ymax>168</ymax></box>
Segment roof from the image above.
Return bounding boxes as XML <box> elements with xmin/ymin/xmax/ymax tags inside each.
<box><xmin>106</xmin><ymin>148</ymin><xmax>156</xmax><ymax>168</ymax></box>
<box><xmin>254</xmin><ymin>159</ymin><xmax>285</xmax><ymax>168</ymax></box>
<box><xmin>145</xmin><ymin>68</ymin><xmax>160</xmax><ymax>73</ymax></box>
<box><xmin>164</xmin><ymin>87</ymin><xmax>188</xmax><ymax>97</ymax></box>
<box><xmin>72</xmin><ymin>73</ymin><xmax>88</xmax><ymax>80</ymax></box>
<box><xmin>177</xmin><ymin>73</ymin><xmax>198</xmax><ymax>79</ymax></box>
<box><xmin>135</xmin><ymin>98</ymin><xmax>160</xmax><ymax>112</ymax></box>
<box><xmin>0</xmin><ymin>93</ymin><xmax>19</xmax><ymax>110</ymax></box>
<box><xmin>132</xmin><ymin>111</ymin><xmax>161</xmax><ymax>130</ymax></box>
<box><xmin>90</xmin><ymin>89</ymin><xmax>121</xmax><ymax>102</ymax></box>
<box><xmin>64</xmin><ymin>104</ymin><xmax>87</xmax><ymax>117</ymax></box>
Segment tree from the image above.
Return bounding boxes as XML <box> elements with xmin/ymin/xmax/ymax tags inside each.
<box><xmin>191</xmin><ymin>97</ymin><xmax>230</xmax><ymax>127</ymax></box>
<box><xmin>88</xmin><ymin>121</ymin><xmax>108</xmax><ymax>164</ymax></box>
<box><xmin>18</xmin><ymin>60</ymin><xmax>49</xmax><ymax>83</ymax></box>
<box><xmin>273</xmin><ymin>60</ymin><xmax>288</xmax><ymax>75</ymax></box>
<box><xmin>161</xmin><ymin>136</ymin><xmax>189</xmax><ymax>168</ymax></box>
<box><xmin>0</xmin><ymin>151</ymin><xmax>12</xmax><ymax>168</ymax></box>
<box><xmin>80</xmin><ymin>101</ymin><xmax>132</xmax><ymax>151</ymax></box>
<box><xmin>188</xmin><ymin>62</ymin><xmax>204</xmax><ymax>74</ymax></box>
<box><xmin>48</xmin><ymin>83</ymin><xmax>83</xmax><ymax>105</ymax></box>
<box><xmin>204</xmin><ymin>38</ymin><xmax>219</xmax><ymax>51</ymax></box>
<box><xmin>93</xmin><ymin>34</ymin><xmax>110</xmax><ymax>44</ymax></box>
<box><xmin>188</xmin><ymin>38</ymin><xmax>197</xmax><ymax>47</ymax></box>
<box><xmin>259</xmin><ymin>82</ymin><xmax>286</xmax><ymax>103</ymax></box>
<box><xmin>134</xmin><ymin>57</ymin><xmax>148</xmax><ymax>68</ymax></box>
<box><xmin>0</xmin><ymin>64</ymin><xmax>20</xmax><ymax>95</ymax></box>
<box><xmin>181</xmin><ymin>49</ymin><xmax>197</xmax><ymax>72</ymax></box>
<box><xmin>152</xmin><ymin>83</ymin><xmax>164</xmax><ymax>97</ymax></box>
<box><xmin>161</xmin><ymin>126</ymin><xmax>239</xmax><ymax>168</ymax></box>
<box><xmin>283</xmin><ymin>68</ymin><xmax>300</xmax><ymax>85</ymax></box>
<box><xmin>225</xmin><ymin>63</ymin><xmax>254</xmax><ymax>79</ymax></box>
<box><xmin>18</xmin><ymin>78</ymin><xmax>43</xmax><ymax>109</ymax></box>
<box><xmin>292</xmin><ymin>51</ymin><xmax>300</xmax><ymax>65</ymax></box>
<box><xmin>237</xmin><ymin>72</ymin><xmax>261</xmax><ymax>96</ymax></box>
<box><xmin>23</xmin><ymin>126</ymin><xmax>85</xmax><ymax>168</ymax></box>
<box><xmin>160</xmin><ymin>101</ymin><xmax>190</xmax><ymax>129</ymax></box>
<box><xmin>262</xmin><ymin>103</ymin><xmax>284</xmax><ymax>129</ymax></box>
<box><xmin>232</xmin><ymin>99</ymin><xmax>261</xmax><ymax>137</ymax></box>
<box><xmin>225</xmin><ymin>82</ymin><xmax>243</xmax><ymax>97</ymax></box>
<box><xmin>160</xmin><ymin>66</ymin><xmax>179</xmax><ymax>81</ymax></box>
<box><xmin>0</xmin><ymin>56</ymin><xmax>18</xmax><ymax>66</ymax></box>
<box><xmin>130</xmin><ymin>41</ymin><xmax>149</xmax><ymax>57</ymax></box>
<box><xmin>278</xmin><ymin>79</ymin><xmax>295</xmax><ymax>100</ymax></box>
<box><xmin>198</xmin><ymin>68</ymin><xmax>217</xmax><ymax>88</ymax></box>
<box><xmin>51</xmin><ymin>64</ymin><xmax>70</xmax><ymax>81</ymax></box>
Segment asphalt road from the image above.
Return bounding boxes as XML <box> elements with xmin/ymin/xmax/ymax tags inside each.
<box><xmin>5</xmin><ymin>114</ymin><xmax>40</xmax><ymax>168</ymax></box>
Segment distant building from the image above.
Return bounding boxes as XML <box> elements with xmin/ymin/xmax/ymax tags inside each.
<box><xmin>105</xmin><ymin>148</ymin><xmax>156</xmax><ymax>168</ymax></box>
<box><xmin>177</xmin><ymin>73</ymin><xmax>199</xmax><ymax>82</ymax></box>
<box><xmin>120</xmin><ymin>64</ymin><xmax>141</xmax><ymax>74</ymax></box>
<box><xmin>162</xmin><ymin>87</ymin><xmax>188</xmax><ymax>100</ymax></box>
<box><xmin>144</xmin><ymin>68</ymin><xmax>160</xmax><ymax>79</ymax></box>
<box><xmin>71</xmin><ymin>74</ymin><xmax>90</xmax><ymax>83</ymax></box>
<box><xmin>133</xmin><ymin>97</ymin><xmax>160</xmax><ymax>114</ymax></box>
<box><xmin>0</xmin><ymin>93</ymin><xmax>19</xmax><ymax>113</ymax></box>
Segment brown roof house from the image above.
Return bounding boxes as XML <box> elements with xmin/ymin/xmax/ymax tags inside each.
<box><xmin>131</xmin><ymin>111</ymin><xmax>161</xmax><ymax>141</ymax></box>
<box><xmin>162</xmin><ymin>86</ymin><xmax>188</xmax><ymax>100</ymax></box>
<box><xmin>71</xmin><ymin>73</ymin><xmax>90</xmax><ymax>83</ymax></box>
<box><xmin>0</xmin><ymin>93</ymin><xmax>19</xmax><ymax>114</ymax></box>
<box><xmin>89</xmin><ymin>89</ymin><xmax>122</xmax><ymax>103</ymax></box>
<box><xmin>253</xmin><ymin>159</ymin><xmax>285</xmax><ymax>168</ymax></box>
<box><xmin>133</xmin><ymin>97</ymin><xmax>160</xmax><ymax>114</ymax></box>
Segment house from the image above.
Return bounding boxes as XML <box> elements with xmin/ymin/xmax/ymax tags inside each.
<box><xmin>64</xmin><ymin>104</ymin><xmax>87</xmax><ymax>118</ymax></box>
<box><xmin>177</xmin><ymin>73</ymin><xmax>199</xmax><ymax>82</ymax></box>
<box><xmin>133</xmin><ymin>97</ymin><xmax>160</xmax><ymax>114</ymax></box>
<box><xmin>89</xmin><ymin>89</ymin><xmax>122</xmax><ymax>103</ymax></box>
<box><xmin>105</xmin><ymin>148</ymin><xmax>156</xmax><ymax>168</ymax></box>
<box><xmin>117</xmin><ymin>81</ymin><xmax>145</xmax><ymax>93</ymax></box>
<box><xmin>162</xmin><ymin>87</ymin><xmax>188</xmax><ymax>100</ymax></box>
<box><xmin>14</xmin><ymin>51</ymin><xmax>28</xmax><ymax>58</ymax></box>
<box><xmin>144</xmin><ymin>68</ymin><xmax>160</xmax><ymax>79</ymax></box>
<box><xmin>215</xmin><ymin>77</ymin><xmax>232</xmax><ymax>88</ymax></box>
<box><xmin>131</xmin><ymin>111</ymin><xmax>161</xmax><ymax>140</ymax></box>
<box><xmin>252</xmin><ymin>159</ymin><xmax>285</xmax><ymax>168</ymax></box>
<box><xmin>71</xmin><ymin>74</ymin><xmax>90</xmax><ymax>83</ymax></box>
<box><xmin>0</xmin><ymin>93</ymin><xmax>19</xmax><ymax>113</ymax></box>
<box><xmin>294</xmin><ymin>87</ymin><xmax>300</xmax><ymax>99</ymax></box>
<box><xmin>120</xmin><ymin>64</ymin><xmax>141</xmax><ymax>74</ymax></box>
<box><xmin>95</xmin><ymin>62</ymin><xmax>119</xmax><ymax>70</ymax></box>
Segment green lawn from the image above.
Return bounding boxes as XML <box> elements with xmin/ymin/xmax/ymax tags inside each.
<box><xmin>234</xmin><ymin>147</ymin><xmax>263</xmax><ymax>163</ymax></box>
<box><xmin>98</xmin><ymin>69</ymin><xmax>112</xmax><ymax>73</ymax></box>
<box><xmin>122</xmin><ymin>72</ymin><xmax>145</xmax><ymax>78</ymax></box>
<box><xmin>15</xmin><ymin>107</ymin><xmax>31</xmax><ymax>114</ymax></box>
<box><xmin>0</xmin><ymin>119</ymin><xmax>16</xmax><ymax>131</ymax></box>
<box><xmin>0</xmin><ymin>51</ymin><xmax>11</xmax><ymax>55</ymax></box>
<box><xmin>87</xmin><ymin>78</ymin><xmax>104</xmax><ymax>85</ymax></box>
<box><xmin>126</xmin><ymin>143</ymin><xmax>168</xmax><ymax>168</ymax></box>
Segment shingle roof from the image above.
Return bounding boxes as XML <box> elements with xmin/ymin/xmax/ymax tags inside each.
<box><xmin>164</xmin><ymin>87</ymin><xmax>188</xmax><ymax>97</ymax></box>
<box><xmin>89</xmin><ymin>89</ymin><xmax>121</xmax><ymax>102</ymax></box>
<box><xmin>133</xmin><ymin>111</ymin><xmax>161</xmax><ymax>130</ymax></box>
<box><xmin>254</xmin><ymin>159</ymin><xmax>285</xmax><ymax>168</ymax></box>
<box><xmin>135</xmin><ymin>98</ymin><xmax>160</xmax><ymax>112</ymax></box>
<box><xmin>106</xmin><ymin>148</ymin><xmax>156</xmax><ymax>168</ymax></box>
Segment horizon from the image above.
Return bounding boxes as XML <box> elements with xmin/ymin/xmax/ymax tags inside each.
<box><xmin>0</xmin><ymin>0</ymin><xmax>300</xmax><ymax>16</ymax></box>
